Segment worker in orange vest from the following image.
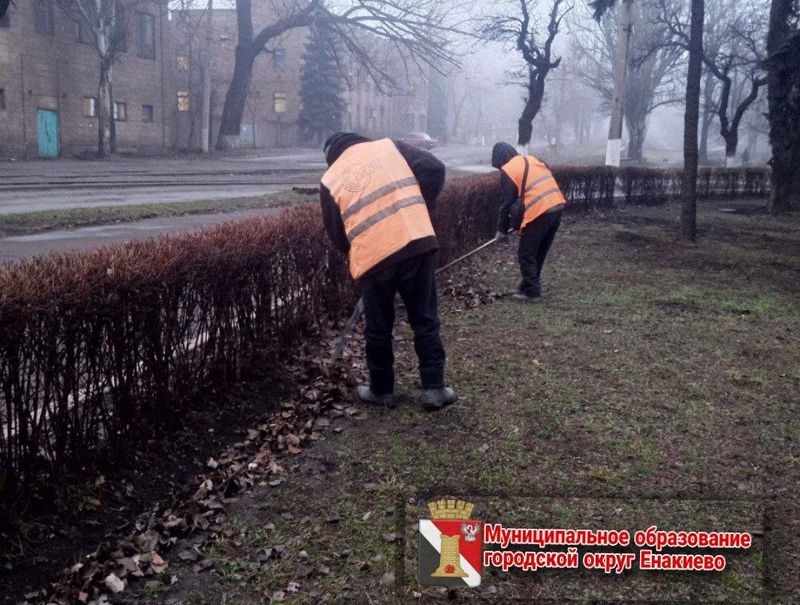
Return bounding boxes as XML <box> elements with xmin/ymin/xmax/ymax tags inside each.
<box><xmin>491</xmin><ymin>143</ymin><xmax>566</xmax><ymax>302</ymax></box>
<box><xmin>320</xmin><ymin>133</ymin><xmax>457</xmax><ymax>411</ymax></box>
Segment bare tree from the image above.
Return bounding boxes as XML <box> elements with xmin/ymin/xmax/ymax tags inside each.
<box><xmin>699</xmin><ymin>55</ymin><xmax>718</xmax><ymax>163</ymax></box>
<box><xmin>0</xmin><ymin>0</ymin><xmax>12</xmax><ymax>20</ymax></box>
<box><xmin>589</xmin><ymin>0</ymin><xmax>619</xmax><ymax>18</ymax></box>
<box><xmin>765</xmin><ymin>0</ymin><xmax>800</xmax><ymax>213</ymax></box>
<box><xmin>681</xmin><ymin>0</ymin><xmax>704</xmax><ymax>242</ymax></box>
<box><xmin>215</xmin><ymin>0</ymin><xmax>461</xmax><ymax>150</ymax></box>
<box><xmin>480</xmin><ymin>0</ymin><xmax>572</xmax><ymax>148</ymax></box>
<box><xmin>573</xmin><ymin>0</ymin><xmax>683</xmax><ymax>162</ymax></box>
<box><xmin>56</xmin><ymin>0</ymin><xmax>139</xmax><ymax>157</ymax></box>
<box><xmin>659</xmin><ymin>0</ymin><xmax>768</xmax><ymax>166</ymax></box>
<box><xmin>590</xmin><ymin>0</ymin><xmax>705</xmax><ymax>240</ymax></box>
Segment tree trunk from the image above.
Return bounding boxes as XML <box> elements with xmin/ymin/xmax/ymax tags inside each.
<box><xmin>699</xmin><ymin>70</ymin><xmax>715</xmax><ymax>164</ymax></box>
<box><xmin>681</xmin><ymin>0</ymin><xmax>704</xmax><ymax>242</ymax></box>
<box><xmin>766</xmin><ymin>0</ymin><xmax>800</xmax><ymax>213</ymax></box>
<box><xmin>625</xmin><ymin>111</ymin><xmax>647</xmax><ymax>163</ymax></box>
<box><xmin>97</xmin><ymin>60</ymin><xmax>113</xmax><ymax>158</ymax></box>
<box><xmin>699</xmin><ymin>114</ymin><xmax>712</xmax><ymax>165</ymax></box>
<box><xmin>216</xmin><ymin>46</ymin><xmax>254</xmax><ymax>150</ymax></box>
<box><xmin>518</xmin><ymin>71</ymin><xmax>545</xmax><ymax>147</ymax></box>
<box><xmin>216</xmin><ymin>0</ymin><xmax>255</xmax><ymax>150</ymax></box>
<box><xmin>724</xmin><ymin>133</ymin><xmax>738</xmax><ymax>167</ymax></box>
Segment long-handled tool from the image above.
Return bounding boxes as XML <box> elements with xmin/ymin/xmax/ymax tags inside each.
<box><xmin>435</xmin><ymin>237</ymin><xmax>500</xmax><ymax>273</ymax></box>
<box><xmin>329</xmin><ymin>237</ymin><xmax>499</xmax><ymax>366</ymax></box>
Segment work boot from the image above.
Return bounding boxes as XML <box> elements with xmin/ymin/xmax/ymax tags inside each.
<box><xmin>512</xmin><ymin>292</ymin><xmax>541</xmax><ymax>303</ymax></box>
<box><xmin>420</xmin><ymin>387</ymin><xmax>457</xmax><ymax>411</ymax></box>
<box><xmin>356</xmin><ymin>385</ymin><xmax>397</xmax><ymax>409</ymax></box>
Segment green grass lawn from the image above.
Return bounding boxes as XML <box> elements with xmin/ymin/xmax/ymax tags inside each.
<box><xmin>140</xmin><ymin>200</ymin><xmax>799</xmax><ymax>604</ymax></box>
<box><xmin>0</xmin><ymin>190</ymin><xmax>315</xmax><ymax>238</ymax></box>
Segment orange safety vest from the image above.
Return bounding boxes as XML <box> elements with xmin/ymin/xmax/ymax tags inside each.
<box><xmin>322</xmin><ymin>138</ymin><xmax>435</xmax><ymax>280</ymax></box>
<box><xmin>500</xmin><ymin>155</ymin><xmax>566</xmax><ymax>229</ymax></box>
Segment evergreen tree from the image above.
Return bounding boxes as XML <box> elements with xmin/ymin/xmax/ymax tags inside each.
<box><xmin>298</xmin><ymin>21</ymin><xmax>346</xmax><ymax>145</ymax></box>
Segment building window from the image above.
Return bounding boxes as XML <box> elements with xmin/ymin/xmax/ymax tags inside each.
<box><xmin>272</xmin><ymin>48</ymin><xmax>286</xmax><ymax>71</ymax></box>
<box><xmin>177</xmin><ymin>91</ymin><xmax>190</xmax><ymax>112</ymax></box>
<box><xmin>273</xmin><ymin>92</ymin><xmax>286</xmax><ymax>114</ymax></box>
<box><xmin>0</xmin><ymin>89</ymin><xmax>6</xmax><ymax>111</ymax></box>
<box><xmin>177</xmin><ymin>55</ymin><xmax>189</xmax><ymax>71</ymax></box>
<box><xmin>142</xmin><ymin>104</ymin><xmax>154</xmax><ymax>122</ymax></box>
<box><xmin>0</xmin><ymin>12</ymin><xmax>10</xmax><ymax>28</ymax></box>
<box><xmin>113</xmin><ymin>101</ymin><xmax>127</xmax><ymax>121</ymax></box>
<box><xmin>83</xmin><ymin>97</ymin><xmax>97</xmax><ymax>117</ymax></box>
<box><xmin>136</xmin><ymin>12</ymin><xmax>155</xmax><ymax>59</ymax></box>
<box><xmin>78</xmin><ymin>18</ymin><xmax>94</xmax><ymax>44</ymax></box>
<box><xmin>34</xmin><ymin>0</ymin><xmax>54</xmax><ymax>36</ymax></box>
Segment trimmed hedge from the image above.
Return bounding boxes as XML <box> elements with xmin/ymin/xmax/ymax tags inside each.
<box><xmin>617</xmin><ymin>166</ymin><xmax>771</xmax><ymax>205</ymax></box>
<box><xmin>553</xmin><ymin>166</ymin><xmax>617</xmax><ymax>209</ymax></box>
<box><xmin>0</xmin><ymin>166</ymin><xmax>770</xmax><ymax>495</ymax></box>
<box><xmin>0</xmin><ymin>207</ymin><xmax>353</xmax><ymax>493</ymax></box>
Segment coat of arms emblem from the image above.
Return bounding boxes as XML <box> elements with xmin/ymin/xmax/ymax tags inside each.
<box><xmin>418</xmin><ymin>499</ymin><xmax>483</xmax><ymax>587</ymax></box>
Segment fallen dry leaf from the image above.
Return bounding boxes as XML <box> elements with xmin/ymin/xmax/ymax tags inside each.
<box><xmin>104</xmin><ymin>573</ymin><xmax>125</xmax><ymax>593</ymax></box>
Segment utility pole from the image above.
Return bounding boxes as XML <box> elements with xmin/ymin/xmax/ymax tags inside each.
<box><xmin>201</xmin><ymin>0</ymin><xmax>214</xmax><ymax>153</ymax></box>
<box><xmin>605</xmin><ymin>0</ymin><xmax>634</xmax><ymax>166</ymax></box>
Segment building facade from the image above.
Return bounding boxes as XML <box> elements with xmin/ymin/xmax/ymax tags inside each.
<box><xmin>0</xmin><ymin>0</ymin><xmax>173</xmax><ymax>159</ymax></box>
<box><xmin>341</xmin><ymin>36</ymin><xmax>430</xmax><ymax>139</ymax></box>
<box><xmin>0</xmin><ymin>1</ymin><xmax>432</xmax><ymax>158</ymax></box>
<box><xmin>170</xmin><ymin>8</ymin><xmax>431</xmax><ymax>151</ymax></box>
<box><xmin>343</xmin><ymin>66</ymin><xmax>430</xmax><ymax>139</ymax></box>
<box><xmin>170</xmin><ymin>7</ymin><xmax>305</xmax><ymax>151</ymax></box>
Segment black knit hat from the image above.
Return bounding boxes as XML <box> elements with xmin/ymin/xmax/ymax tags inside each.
<box><xmin>323</xmin><ymin>132</ymin><xmax>371</xmax><ymax>166</ymax></box>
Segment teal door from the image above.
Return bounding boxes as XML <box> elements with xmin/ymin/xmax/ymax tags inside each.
<box><xmin>37</xmin><ymin>110</ymin><xmax>59</xmax><ymax>158</ymax></box>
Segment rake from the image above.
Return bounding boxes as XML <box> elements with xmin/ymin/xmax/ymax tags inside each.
<box><xmin>329</xmin><ymin>237</ymin><xmax>499</xmax><ymax>366</ymax></box>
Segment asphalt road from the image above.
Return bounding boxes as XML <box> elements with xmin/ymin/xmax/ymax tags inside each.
<box><xmin>0</xmin><ymin>145</ymin><xmax>493</xmax><ymax>214</ymax></box>
<box><xmin>0</xmin><ymin>208</ymin><xmax>287</xmax><ymax>263</ymax></box>
<box><xmin>0</xmin><ymin>145</ymin><xmax>494</xmax><ymax>261</ymax></box>
<box><xmin>0</xmin><ymin>152</ymin><xmax>328</xmax><ymax>214</ymax></box>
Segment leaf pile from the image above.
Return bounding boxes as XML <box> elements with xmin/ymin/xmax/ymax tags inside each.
<box><xmin>38</xmin><ymin>329</ymin><xmax>366</xmax><ymax>605</ymax></box>
<box><xmin>442</xmin><ymin>280</ymin><xmax>503</xmax><ymax>311</ymax></box>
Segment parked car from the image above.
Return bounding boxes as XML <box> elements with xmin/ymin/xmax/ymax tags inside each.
<box><xmin>398</xmin><ymin>132</ymin><xmax>439</xmax><ymax>150</ymax></box>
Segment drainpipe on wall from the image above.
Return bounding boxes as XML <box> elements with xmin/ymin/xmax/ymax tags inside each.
<box><xmin>200</xmin><ymin>0</ymin><xmax>213</xmax><ymax>153</ymax></box>
<box><xmin>19</xmin><ymin>54</ymin><xmax>27</xmax><ymax>153</ymax></box>
<box><xmin>160</xmin><ymin>1</ymin><xmax>167</xmax><ymax>151</ymax></box>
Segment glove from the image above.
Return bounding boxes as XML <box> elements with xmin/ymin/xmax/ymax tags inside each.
<box><xmin>494</xmin><ymin>230</ymin><xmax>508</xmax><ymax>242</ymax></box>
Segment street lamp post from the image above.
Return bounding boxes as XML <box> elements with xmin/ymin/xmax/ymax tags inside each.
<box><xmin>605</xmin><ymin>0</ymin><xmax>634</xmax><ymax>166</ymax></box>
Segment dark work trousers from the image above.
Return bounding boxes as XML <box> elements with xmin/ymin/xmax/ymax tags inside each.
<box><xmin>518</xmin><ymin>210</ymin><xmax>562</xmax><ymax>297</ymax></box>
<box><xmin>359</xmin><ymin>250</ymin><xmax>446</xmax><ymax>395</ymax></box>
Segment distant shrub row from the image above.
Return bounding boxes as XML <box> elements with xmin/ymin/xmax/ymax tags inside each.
<box><xmin>0</xmin><ymin>165</ymin><xmax>770</xmax><ymax>496</ymax></box>
<box><xmin>616</xmin><ymin>166</ymin><xmax>770</xmax><ymax>206</ymax></box>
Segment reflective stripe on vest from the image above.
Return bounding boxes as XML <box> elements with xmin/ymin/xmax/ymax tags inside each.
<box><xmin>501</xmin><ymin>156</ymin><xmax>566</xmax><ymax>229</ymax></box>
<box><xmin>321</xmin><ymin>138</ymin><xmax>435</xmax><ymax>279</ymax></box>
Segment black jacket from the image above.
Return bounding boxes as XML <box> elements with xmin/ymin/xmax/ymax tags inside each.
<box><xmin>320</xmin><ymin>137</ymin><xmax>445</xmax><ymax>279</ymax></box>
<box><xmin>492</xmin><ymin>142</ymin><xmax>523</xmax><ymax>234</ymax></box>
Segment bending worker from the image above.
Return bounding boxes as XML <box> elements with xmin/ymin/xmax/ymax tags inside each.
<box><xmin>320</xmin><ymin>132</ymin><xmax>457</xmax><ymax>411</ymax></box>
<box><xmin>492</xmin><ymin>142</ymin><xmax>566</xmax><ymax>302</ymax></box>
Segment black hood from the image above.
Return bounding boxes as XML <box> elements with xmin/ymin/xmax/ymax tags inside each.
<box><xmin>323</xmin><ymin>132</ymin><xmax>371</xmax><ymax>166</ymax></box>
<box><xmin>491</xmin><ymin>142</ymin><xmax>519</xmax><ymax>169</ymax></box>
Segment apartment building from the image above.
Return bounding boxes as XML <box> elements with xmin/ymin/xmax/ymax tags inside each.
<box><xmin>341</xmin><ymin>37</ymin><xmax>430</xmax><ymax>139</ymax></box>
<box><xmin>0</xmin><ymin>0</ymin><xmax>173</xmax><ymax>159</ymax></box>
